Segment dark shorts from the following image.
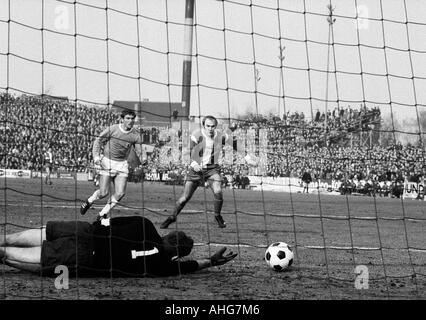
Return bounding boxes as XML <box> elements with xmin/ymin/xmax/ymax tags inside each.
<box><xmin>185</xmin><ymin>166</ymin><xmax>222</xmax><ymax>184</ymax></box>
<box><xmin>41</xmin><ymin>221</ymin><xmax>95</xmax><ymax>276</ymax></box>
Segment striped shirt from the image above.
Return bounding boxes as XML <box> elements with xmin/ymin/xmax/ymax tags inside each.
<box><xmin>190</xmin><ymin>128</ymin><xmax>236</xmax><ymax>168</ymax></box>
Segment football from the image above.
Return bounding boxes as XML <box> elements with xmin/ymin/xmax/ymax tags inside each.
<box><xmin>265</xmin><ymin>242</ymin><xmax>294</xmax><ymax>271</ymax></box>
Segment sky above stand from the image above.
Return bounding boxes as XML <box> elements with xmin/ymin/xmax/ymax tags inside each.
<box><xmin>1</xmin><ymin>0</ymin><xmax>426</xmax><ymax>132</ymax></box>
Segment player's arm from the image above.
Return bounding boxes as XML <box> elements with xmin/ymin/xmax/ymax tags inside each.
<box><xmin>134</xmin><ymin>143</ymin><xmax>148</xmax><ymax>166</ymax></box>
<box><xmin>223</xmin><ymin>124</ymin><xmax>257</xmax><ymax>167</ymax></box>
<box><xmin>195</xmin><ymin>247</ymin><xmax>237</xmax><ymax>270</ymax></box>
<box><xmin>162</xmin><ymin>247</ymin><xmax>237</xmax><ymax>276</ymax></box>
<box><xmin>189</xmin><ymin>133</ymin><xmax>202</xmax><ymax>172</ymax></box>
<box><xmin>92</xmin><ymin>127</ymin><xmax>112</xmax><ymax>165</ymax></box>
<box><xmin>222</xmin><ymin>124</ymin><xmax>238</xmax><ymax>152</ymax></box>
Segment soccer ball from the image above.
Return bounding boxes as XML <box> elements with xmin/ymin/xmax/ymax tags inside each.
<box><xmin>265</xmin><ymin>242</ymin><xmax>294</xmax><ymax>271</ymax></box>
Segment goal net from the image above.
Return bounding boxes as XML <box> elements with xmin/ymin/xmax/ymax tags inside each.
<box><xmin>1</xmin><ymin>0</ymin><xmax>425</xmax><ymax>300</ymax></box>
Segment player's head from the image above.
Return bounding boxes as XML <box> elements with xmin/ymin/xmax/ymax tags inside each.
<box><xmin>202</xmin><ymin>115</ymin><xmax>218</xmax><ymax>127</ymax></box>
<box><xmin>120</xmin><ymin>109</ymin><xmax>136</xmax><ymax>130</ymax></box>
<box><xmin>121</xmin><ymin>109</ymin><xmax>136</xmax><ymax>119</ymax></box>
<box><xmin>202</xmin><ymin>115</ymin><xmax>218</xmax><ymax>137</ymax></box>
<box><xmin>162</xmin><ymin>231</ymin><xmax>194</xmax><ymax>259</ymax></box>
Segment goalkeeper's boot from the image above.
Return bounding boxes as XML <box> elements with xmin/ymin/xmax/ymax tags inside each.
<box><xmin>80</xmin><ymin>199</ymin><xmax>92</xmax><ymax>215</ymax></box>
<box><xmin>215</xmin><ymin>215</ymin><xmax>226</xmax><ymax>228</ymax></box>
<box><xmin>160</xmin><ymin>216</ymin><xmax>176</xmax><ymax>229</ymax></box>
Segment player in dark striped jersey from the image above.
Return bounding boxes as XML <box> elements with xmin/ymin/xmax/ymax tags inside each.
<box><xmin>0</xmin><ymin>215</ymin><xmax>237</xmax><ymax>277</ymax></box>
<box><xmin>160</xmin><ymin>115</ymin><xmax>239</xmax><ymax>229</ymax></box>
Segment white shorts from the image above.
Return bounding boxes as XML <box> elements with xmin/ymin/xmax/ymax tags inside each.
<box><xmin>98</xmin><ymin>157</ymin><xmax>129</xmax><ymax>178</ymax></box>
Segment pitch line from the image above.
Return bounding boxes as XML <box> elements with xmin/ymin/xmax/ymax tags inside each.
<box><xmin>3</xmin><ymin>203</ymin><xmax>425</xmax><ymax>254</ymax></box>
<box><xmin>3</xmin><ymin>202</ymin><xmax>426</xmax><ymax>222</ymax></box>
<box><xmin>1</xmin><ymin>202</ymin><xmax>200</xmax><ymax>214</ymax></box>
<box><xmin>4</xmin><ymin>202</ymin><xmax>426</xmax><ymax>223</ymax></box>
<box><xmin>194</xmin><ymin>243</ymin><xmax>426</xmax><ymax>253</ymax></box>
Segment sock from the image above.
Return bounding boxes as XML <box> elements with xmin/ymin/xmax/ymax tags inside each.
<box><xmin>99</xmin><ymin>195</ymin><xmax>119</xmax><ymax>216</ymax></box>
<box><xmin>88</xmin><ymin>190</ymin><xmax>101</xmax><ymax>204</ymax></box>
<box><xmin>213</xmin><ymin>193</ymin><xmax>223</xmax><ymax>216</ymax></box>
<box><xmin>172</xmin><ymin>201</ymin><xmax>185</xmax><ymax>218</ymax></box>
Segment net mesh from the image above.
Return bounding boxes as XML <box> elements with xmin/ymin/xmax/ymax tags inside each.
<box><xmin>0</xmin><ymin>0</ymin><xmax>425</xmax><ymax>299</ymax></box>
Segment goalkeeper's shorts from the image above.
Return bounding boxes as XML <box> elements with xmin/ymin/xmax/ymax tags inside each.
<box><xmin>41</xmin><ymin>221</ymin><xmax>94</xmax><ymax>277</ymax></box>
<box><xmin>98</xmin><ymin>157</ymin><xmax>129</xmax><ymax>178</ymax></box>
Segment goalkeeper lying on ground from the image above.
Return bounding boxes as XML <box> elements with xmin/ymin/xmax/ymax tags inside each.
<box><xmin>0</xmin><ymin>215</ymin><xmax>237</xmax><ymax>277</ymax></box>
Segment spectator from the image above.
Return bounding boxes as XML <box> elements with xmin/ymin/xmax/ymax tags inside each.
<box><xmin>2</xmin><ymin>92</ymin><xmax>426</xmax><ymax>201</ymax></box>
<box><xmin>301</xmin><ymin>170</ymin><xmax>312</xmax><ymax>193</ymax></box>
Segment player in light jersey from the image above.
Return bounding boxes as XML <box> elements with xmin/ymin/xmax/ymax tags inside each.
<box><xmin>160</xmin><ymin>115</ymin><xmax>238</xmax><ymax>229</ymax></box>
<box><xmin>80</xmin><ymin>109</ymin><xmax>147</xmax><ymax>220</ymax></box>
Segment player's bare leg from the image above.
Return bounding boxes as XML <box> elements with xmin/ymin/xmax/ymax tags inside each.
<box><xmin>0</xmin><ymin>228</ymin><xmax>46</xmax><ymax>247</ymax></box>
<box><xmin>208</xmin><ymin>175</ymin><xmax>226</xmax><ymax>228</ymax></box>
<box><xmin>80</xmin><ymin>174</ymin><xmax>110</xmax><ymax>215</ymax></box>
<box><xmin>0</xmin><ymin>246</ymin><xmax>42</xmax><ymax>273</ymax></box>
<box><xmin>160</xmin><ymin>180</ymin><xmax>199</xmax><ymax>229</ymax></box>
<box><xmin>98</xmin><ymin>175</ymin><xmax>127</xmax><ymax>219</ymax></box>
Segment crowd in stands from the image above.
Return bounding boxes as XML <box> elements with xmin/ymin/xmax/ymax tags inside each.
<box><xmin>1</xmin><ymin>93</ymin><xmax>425</xmax><ymax>198</ymax></box>
<box><xmin>0</xmin><ymin>93</ymin><xmax>158</xmax><ymax>172</ymax></box>
<box><xmin>1</xmin><ymin>93</ymin><xmax>111</xmax><ymax>171</ymax></box>
<box><xmin>227</xmin><ymin>106</ymin><xmax>425</xmax><ymax>196</ymax></box>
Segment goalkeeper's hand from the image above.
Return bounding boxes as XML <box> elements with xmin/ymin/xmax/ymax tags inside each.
<box><xmin>210</xmin><ymin>247</ymin><xmax>237</xmax><ymax>266</ymax></box>
<box><xmin>190</xmin><ymin>161</ymin><xmax>202</xmax><ymax>172</ymax></box>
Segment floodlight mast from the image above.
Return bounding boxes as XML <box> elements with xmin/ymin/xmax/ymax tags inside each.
<box><xmin>180</xmin><ymin>0</ymin><xmax>195</xmax><ymax>164</ymax></box>
<box><xmin>181</xmin><ymin>0</ymin><xmax>195</xmax><ymax>120</ymax></box>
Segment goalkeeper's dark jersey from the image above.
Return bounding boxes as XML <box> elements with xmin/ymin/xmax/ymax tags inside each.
<box><xmin>91</xmin><ymin>216</ymin><xmax>198</xmax><ymax>277</ymax></box>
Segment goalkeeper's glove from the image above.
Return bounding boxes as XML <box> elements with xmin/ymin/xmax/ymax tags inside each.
<box><xmin>210</xmin><ymin>247</ymin><xmax>238</xmax><ymax>266</ymax></box>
